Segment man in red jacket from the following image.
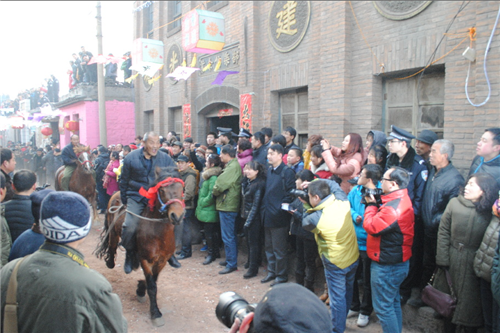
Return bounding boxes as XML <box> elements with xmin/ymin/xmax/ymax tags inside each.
<box><xmin>363</xmin><ymin>166</ymin><xmax>414</xmax><ymax>333</ymax></box>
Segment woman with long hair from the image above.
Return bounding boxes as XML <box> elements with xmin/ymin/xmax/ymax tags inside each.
<box><xmin>195</xmin><ymin>154</ymin><xmax>223</xmax><ymax>265</ymax></box>
<box><xmin>240</xmin><ymin>160</ymin><xmax>266</xmax><ymax>279</ymax></box>
<box><xmin>320</xmin><ymin>133</ymin><xmax>365</xmax><ymax>194</ymax></box>
<box><xmin>436</xmin><ymin>173</ymin><xmax>499</xmax><ymax>332</ymax></box>
<box><xmin>303</xmin><ymin>134</ymin><xmax>323</xmax><ymax>170</ymax></box>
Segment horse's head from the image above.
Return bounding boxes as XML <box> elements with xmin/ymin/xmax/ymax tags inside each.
<box><xmin>78</xmin><ymin>151</ymin><xmax>92</xmax><ymax>171</ymax></box>
<box><xmin>154</xmin><ymin>167</ymin><xmax>185</xmax><ymax>225</ymax></box>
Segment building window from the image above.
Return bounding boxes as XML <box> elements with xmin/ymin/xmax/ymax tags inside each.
<box><xmin>206</xmin><ymin>1</ymin><xmax>228</xmax><ymax>11</ymax></box>
<box><xmin>168</xmin><ymin>1</ymin><xmax>182</xmax><ymax>35</ymax></box>
<box><xmin>168</xmin><ymin>107</ymin><xmax>183</xmax><ymax>137</ymax></box>
<box><xmin>383</xmin><ymin>69</ymin><xmax>445</xmax><ymax>139</ymax></box>
<box><xmin>280</xmin><ymin>87</ymin><xmax>308</xmax><ymax>148</ymax></box>
<box><xmin>144</xmin><ymin>2</ymin><xmax>154</xmax><ymax>38</ymax></box>
<box><xmin>144</xmin><ymin>110</ymin><xmax>154</xmax><ymax>133</ymax></box>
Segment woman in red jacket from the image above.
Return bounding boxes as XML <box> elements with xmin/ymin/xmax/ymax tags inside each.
<box><xmin>104</xmin><ymin>151</ymin><xmax>120</xmax><ymax>196</ymax></box>
<box><xmin>321</xmin><ymin>133</ymin><xmax>365</xmax><ymax>194</ymax></box>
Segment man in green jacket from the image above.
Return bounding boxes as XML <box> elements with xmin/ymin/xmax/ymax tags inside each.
<box><xmin>212</xmin><ymin>145</ymin><xmax>242</xmax><ymax>274</ymax></box>
<box><xmin>1</xmin><ymin>191</ymin><xmax>127</xmax><ymax>333</ymax></box>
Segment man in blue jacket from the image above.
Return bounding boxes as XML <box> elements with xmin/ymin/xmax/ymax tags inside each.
<box><xmin>119</xmin><ymin>132</ymin><xmax>177</xmax><ymax>273</ymax></box>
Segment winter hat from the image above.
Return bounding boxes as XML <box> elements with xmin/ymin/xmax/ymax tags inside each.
<box><xmin>30</xmin><ymin>189</ymin><xmax>55</xmax><ymax>223</ymax></box>
<box><xmin>177</xmin><ymin>155</ymin><xmax>189</xmax><ymax>163</ymax></box>
<box><xmin>253</xmin><ymin>283</ymin><xmax>332</xmax><ymax>333</ymax></box>
<box><xmin>40</xmin><ymin>192</ymin><xmax>92</xmax><ymax>244</ymax></box>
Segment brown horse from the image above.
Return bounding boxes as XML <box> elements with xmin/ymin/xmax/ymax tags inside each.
<box><xmin>55</xmin><ymin>149</ymin><xmax>98</xmax><ymax>219</ymax></box>
<box><xmin>95</xmin><ymin>167</ymin><xmax>185</xmax><ymax>327</ymax></box>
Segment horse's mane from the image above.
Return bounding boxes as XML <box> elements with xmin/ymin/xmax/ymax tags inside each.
<box><xmin>74</xmin><ymin>145</ymin><xmax>90</xmax><ymax>154</ymax></box>
<box><xmin>155</xmin><ymin>166</ymin><xmax>181</xmax><ymax>185</ymax></box>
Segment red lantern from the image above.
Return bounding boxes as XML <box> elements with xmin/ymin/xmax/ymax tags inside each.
<box><xmin>64</xmin><ymin>121</ymin><xmax>79</xmax><ymax>132</ymax></box>
<box><xmin>41</xmin><ymin>127</ymin><xmax>53</xmax><ymax>136</ymax></box>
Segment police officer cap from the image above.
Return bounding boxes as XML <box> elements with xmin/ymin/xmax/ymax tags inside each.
<box><xmin>253</xmin><ymin>283</ymin><xmax>332</xmax><ymax>333</ymax></box>
<box><xmin>387</xmin><ymin>125</ymin><xmax>415</xmax><ymax>142</ymax></box>
<box><xmin>217</xmin><ymin>127</ymin><xmax>235</xmax><ymax>137</ymax></box>
<box><xmin>416</xmin><ymin>129</ymin><xmax>438</xmax><ymax>146</ymax></box>
<box><xmin>237</xmin><ymin>128</ymin><xmax>252</xmax><ymax>138</ymax></box>
<box><xmin>40</xmin><ymin>192</ymin><xmax>92</xmax><ymax>244</ymax></box>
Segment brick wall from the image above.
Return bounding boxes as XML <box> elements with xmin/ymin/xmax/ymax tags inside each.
<box><xmin>133</xmin><ymin>1</ymin><xmax>500</xmax><ymax>175</ymax></box>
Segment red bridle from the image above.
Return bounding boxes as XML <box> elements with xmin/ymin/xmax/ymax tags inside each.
<box><xmin>139</xmin><ymin>177</ymin><xmax>185</xmax><ymax>211</ymax></box>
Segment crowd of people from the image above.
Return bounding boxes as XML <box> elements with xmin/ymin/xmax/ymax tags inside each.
<box><xmin>1</xmin><ymin>76</ymin><xmax>59</xmax><ymax>112</ymax></box>
<box><xmin>68</xmin><ymin>46</ymin><xmax>132</xmax><ymax>89</ymax></box>
<box><xmin>1</xmin><ymin>124</ymin><xmax>500</xmax><ymax>333</ymax></box>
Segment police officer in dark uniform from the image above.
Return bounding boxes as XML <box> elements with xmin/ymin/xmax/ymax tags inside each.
<box><xmin>385</xmin><ymin>125</ymin><xmax>428</xmax><ymax>304</ymax></box>
<box><xmin>217</xmin><ymin>127</ymin><xmax>237</xmax><ymax>149</ymax></box>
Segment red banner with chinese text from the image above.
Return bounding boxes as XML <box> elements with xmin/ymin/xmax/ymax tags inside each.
<box><xmin>183</xmin><ymin>104</ymin><xmax>191</xmax><ymax>139</ymax></box>
<box><xmin>239</xmin><ymin>94</ymin><xmax>252</xmax><ymax>132</ymax></box>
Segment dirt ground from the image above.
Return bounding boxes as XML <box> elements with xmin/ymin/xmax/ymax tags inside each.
<box><xmin>81</xmin><ymin>215</ymin><xmax>419</xmax><ymax>333</ymax></box>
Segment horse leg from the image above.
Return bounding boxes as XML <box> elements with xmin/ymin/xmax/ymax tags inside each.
<box><xmin>141</xmin><ymin>260</ymin><xmax>164</xmax><ymax>327</ymax></box>
<box><xmin>106</xmin><ymin>224</ymin><xmax>118</xmax><ymax>269</ymax></box>
<box><xmin>136</xmin><ymin>280</ymin><xmax>147</xmax><ymax>303</ymax></box>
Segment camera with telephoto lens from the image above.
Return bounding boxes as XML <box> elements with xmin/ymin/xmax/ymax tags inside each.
<box><xmin>361</xmin><ymin>187</ymin><xmax>383</xmax><ymax>206</ymax></box>
<box><xmin>216</xmin><ymin>292</ymin><xmax>257</xmax><ymax>332</ymax></box>
<box><xmin>290</xmin><ymin>188</ymin><xmax>309</xmax><ymax>202</ymax></box>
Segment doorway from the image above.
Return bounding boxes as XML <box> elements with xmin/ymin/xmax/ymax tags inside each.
<box><xmin>207</xmin><ymin>115</ymin><xmax>239</xmax><ymax>135</ymax></box>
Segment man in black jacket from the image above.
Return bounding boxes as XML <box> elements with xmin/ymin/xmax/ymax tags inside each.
<box><xmin>0</xmin><ymin>148</ymin><xmax>16</xmax><ymax>202</ymax></box>
<box><xmin>251</xmin><ymin>131</ymin><xmax>268</xmax><ymax>167</ymax></box>
<box><xmin>119</xmin><ymin>132</ymin><xmax>177</xmax><ymax>273</ymax></box>
<box><xmin>408</xmin><ymin>139</ymin><xmax>464</xmax><ymax>308</ymax></box>
<box><xmin>94</xmin><ymin>146</ymin><xmax>110</xmax><ymax>213</ymax></box>
<box><xmin>261</xmin><ymin>144</ymin><xmax>296</xmax><ymax>286</ymax></box>
<box><xmin>4</xmin><ymin>170</ymin><xmax>36</xmax><ymax>242</ymax></box>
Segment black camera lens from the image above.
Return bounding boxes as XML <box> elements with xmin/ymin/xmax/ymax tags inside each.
<box><xmin>216</xmin><ymin>292</ymin><xmax>253</xmax><ymax>328</ymax></box>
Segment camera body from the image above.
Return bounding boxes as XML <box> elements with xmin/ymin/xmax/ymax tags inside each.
<box><xmin>216</xmin><ymin>291</ymin><xmax>256</xmax><ymax>332</ymax></box>
<box><xmin>290</xmin><ymin>188</ymin><xmax>309</xmax><ymax>202</ymax></box>
<box><xmin>360</xmin><ymin>187</ymin><xmax>383</xmax><ymax>206</ymax></box>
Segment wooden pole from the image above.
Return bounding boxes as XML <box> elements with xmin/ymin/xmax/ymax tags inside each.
<box><xmin>96</xmin><ymin>1</ymin><xmax>107</xmax><ymax>146</ymax></box>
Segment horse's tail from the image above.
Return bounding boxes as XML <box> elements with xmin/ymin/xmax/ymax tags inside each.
<box><xmin>94</xmin><ymin>211</ymin><xmax>111</xmax><ymax>260</ymax></box>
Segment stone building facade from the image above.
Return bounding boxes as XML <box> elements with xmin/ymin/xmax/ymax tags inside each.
<box><xmin>133</xmin><ymin>1</ymin><xmax>500</xmax><ymax>175</ymax></box>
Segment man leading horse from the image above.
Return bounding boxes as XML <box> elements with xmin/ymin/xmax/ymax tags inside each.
<box><xmin>119</xmin><ymin>131</ymin><xmax>181</xmax><ymax>273</ymax></box>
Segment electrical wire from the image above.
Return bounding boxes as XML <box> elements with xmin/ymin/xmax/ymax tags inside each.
<box><xmin>465</xmin><ymin>4</ymin><xmax>500</xmax><ymax>107</ymax></box>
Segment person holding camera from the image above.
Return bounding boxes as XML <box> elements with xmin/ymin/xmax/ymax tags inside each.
<box><xmin>363</xmin><ymin>166</ymin><xmax>414</xmax><ymax>333</ymax></box>
<box><xmin>302</xmin><ymin>180</ymin><xmax>359</xmax><ymax>333</ymax></box>
<box><xmin>347</xmin><ymin>164</ymin><xmax>383</xmax><ymax>327</ymax></box>
<box><xmin>288</xmin><ymin>169</ymin><xmax>318</xmax><ymax>292</ymax></box>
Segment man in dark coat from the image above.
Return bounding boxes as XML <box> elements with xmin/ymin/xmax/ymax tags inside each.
<box><xmin>105</xmin><ymin>54</ymin><xmax>118</xmax><ymax>83</ymax></box>
<box><xmin>119</xmin><ymin>132</ymin><xmax>177</xmax><ymax>273</ymax></box>
<box><xmin>61</xmin><ymin>135</ymin><xmax>80</xmax><ymax>191</ymax></box>
<box><xmin>4</xmin><ymin>170</ymin><xmax>36</xmax><ymax>242</ymax></box>
<box><xmin>469</xmin><ymin>127</ymin><xmax>500</xmax><ymax>187</ymax></box>
<box><xmin>93</xmin><ymin>146</ymin><xmax>110</xmax><ymax>213</ymax></box>
<box><xmin>385</xmin><ymin>125</ymin><xmax>428</xmax><ymax>304</ymax></box>
<box><xmin>32</xmin><ymin>148</ymin><xmax>45</xmax><ymax>185</ymax></box>
<box><xmin>408</xmin><ymin>139</ymin><xmax>464</xmax><ymax>308</ymax></box>
<box><xmin>261</xmin><ymin>144</ymin><xmax>296</xmax><ymax>286</ymax></box>
<box><xmin>251</xmin><ymin>131</ymin><xmax>268</xmax><ymax>167</ymax></box>
<box><xmin>42</xmin><ymin>146</ymin><xmax>62</xmax><ymax>187</ymax></box>
<box><xmin>0</xmin><ymin>148</ymin><xmax>16</xmax><ymax>202</ymax></box>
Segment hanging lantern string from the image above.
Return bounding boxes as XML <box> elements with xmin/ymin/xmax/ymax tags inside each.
<box><xmin>145</xmin><ymin>1</ymin><xmax>212</xmax><ymax>36</ymax></box>
<box><xmin>395</xmin><ymin>27</ymin><xmax>475</xmax><ymax>80</ymax></box>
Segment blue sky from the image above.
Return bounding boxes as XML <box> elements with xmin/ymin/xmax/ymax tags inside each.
<box><xmin>0</xmin><ymin>1</ymin><xmax>134</xmax><ymax>99</ymax></box>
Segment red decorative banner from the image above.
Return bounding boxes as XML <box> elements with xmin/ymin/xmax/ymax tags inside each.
<box><xmin>183</xmin><ymin>104</ymin><xmax>191</xmax><ymax>139</ymax></box>
<box><xmin>239</xmin><ymin>94</ymin><xmax>252</xmax><ymax>132</ymax></box>
<box><xmin>218</xmin><ymin>108</ymin><xmax>233</xmax><ymax>118</ymax></box>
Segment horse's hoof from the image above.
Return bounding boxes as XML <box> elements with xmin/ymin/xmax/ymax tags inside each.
<box><xmin>151</xmin><ymin>317</ymin><xmax>165</xmax><ymax>327</ymax></box>
<box><xmin>137</xmin><ymin>295</ymin><xmax>147</xmax><ymax>303</ymax></box>
<box><xmin>105</xmin><ymin>260</ymin><xmax>115</xmax><ymax>269</ymax></box>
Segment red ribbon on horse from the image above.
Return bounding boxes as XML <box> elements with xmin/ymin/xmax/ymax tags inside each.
<box><xmin>139</xmin><ymin>177</ymin><xmax>185</xmax><ymax>211</ymax></box>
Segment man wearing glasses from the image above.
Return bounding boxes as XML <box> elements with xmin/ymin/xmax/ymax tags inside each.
<box><xmin>385</xmin><ymin>125</ymin><xmax>427</xmax><ymax>305</ymax></box>
<box><xmin>363</xmin><ymin>166</ymin><xmax>414</xmax><ymax>333</ymax></box>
